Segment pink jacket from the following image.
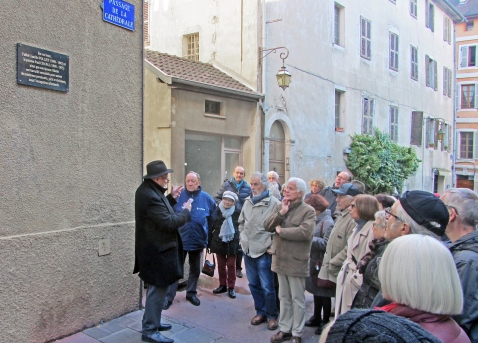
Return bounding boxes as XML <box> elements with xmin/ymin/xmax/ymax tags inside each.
<box><xmin>378</xmin><ymin>303</ymin><xmax>470</xmax><ymax>343</ymax></box>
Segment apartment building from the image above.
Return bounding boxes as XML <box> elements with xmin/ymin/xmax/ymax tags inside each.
<box><xmin>451</xmin><ymin>0</ymin><xmax>478</xmax><ymax>191</ymax></box>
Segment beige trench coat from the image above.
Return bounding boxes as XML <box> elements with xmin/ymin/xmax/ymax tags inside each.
<box><xmin>335</xmin><ymin>220</ymin><xmax>374</xmax><ymax>316</ymax></box>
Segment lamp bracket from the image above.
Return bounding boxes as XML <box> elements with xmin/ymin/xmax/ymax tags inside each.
<box><xmin>260</xmin><ymin>47</ymin><xmax>289</xmax><ymax>65</ymax></box>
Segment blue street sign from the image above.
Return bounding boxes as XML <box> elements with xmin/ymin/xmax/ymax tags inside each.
<box><xmin>103</xmin><ymin>0</ymin><xmax>135</xmax><ymax>31</ymax></box>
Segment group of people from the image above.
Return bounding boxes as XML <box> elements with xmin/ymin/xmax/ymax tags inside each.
<box><xmin>133</xmin><ymin>160</ymin><xmax>478</xmax><ymax>343</ymax></box>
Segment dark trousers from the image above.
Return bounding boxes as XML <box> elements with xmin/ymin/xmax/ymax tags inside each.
<box><xmin>217</xmin><ymin>253</ymin><xmax>236</xmax><ymax>288</ymax></box>
<box><xmin>236</xmin><ymin>249</ymin><xmax>243</xmax><ymax>270</ymax></box>
<box><xmin>313</xmin><ymin>295</ymin><xmax>332</xmax><ymax>323</ymax></box>
<box><xmin>142</xmin><ymin>284</ymin><xmax>168</xmax><ymax>335</ymax></box>
<box><xmin>166</xmin><ymin>249</ymin><xmax>202</xmax><ymax>300</ymax></box>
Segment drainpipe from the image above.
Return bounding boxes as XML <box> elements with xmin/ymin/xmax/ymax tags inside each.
<box><xmin>452</xmin><ymin>22</ymin><xmax>457</xmax><ymax>188</ymax></box>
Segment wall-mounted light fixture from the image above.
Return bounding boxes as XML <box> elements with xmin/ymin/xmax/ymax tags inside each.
<box><xmin>260</xmin><ymin>47</ymin><xmax>291</xmax><ymax>90</ymax></box>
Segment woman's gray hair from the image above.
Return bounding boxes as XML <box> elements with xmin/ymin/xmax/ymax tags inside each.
<box><xmin>441</xmin><ymin>188</ymin><xmax>478</xmax><ymax>228</ymax></box>
<box><xmin>374</xmin><ymin>210</ymin><xmax>387</xmax><ymax>228</ymax></box>
<box><xmin>287</xmin><ymin>177</ymin><xmax>307</xmax><ymax>200</ymax></box>
<box><xmin>267</xmin><ymin>171</ymin><xmax>279</xmax><ymax>180</ymax></box>
<box><xmin>395</xmin><ymin>203</ymin><xmax>439</xmax><ymax>239</ymax></box>
<box><xmin>251</xmin><ymin>171</ymin><xmax>269</xmax><ymax>189</ymax></box>
<box><xmin>379</xmin><ymin>234</ymin><xmax>463</xmax><ymax>315</ymax></box>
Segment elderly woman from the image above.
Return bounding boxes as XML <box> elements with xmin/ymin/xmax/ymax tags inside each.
<box><xmin>335</xmin><ymin>194</ymin><xmax>379</xmax><ymax>316</ymax></box>
<box><xmin>377</xmin><ymin>235</ymin><xmax>470</xmax><ymax>343</ymax></box>
<box><xmin>208</xmin><ymin>191</ymin><xmax>241</xmax><ymax>299</ymax></box>
<box><xmin>303</xmin><ymin>194</ymin><xmax>334</xmax><ymax>335</ymax></box>
<box><xmin>351</xmin><ymin>210</ymin><xmax>388</xmax><ymax>309</ymax></box>
<box><xmin>304</xmin><ymin>178</ymin><xmax>326</xmax><ymax>201</ymax></box>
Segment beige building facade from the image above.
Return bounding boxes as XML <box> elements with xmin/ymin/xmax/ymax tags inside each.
<box><xmin>452</xmin><ymin>0</ymin><xmax>478</xmax><ymax>191</ymax></box>
<box><xmin>0</xmin><ymin>1</ymin><xmax>143</xmax><ymax>342</ymax></box>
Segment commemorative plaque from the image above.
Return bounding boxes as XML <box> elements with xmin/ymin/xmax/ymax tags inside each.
<box><xmin>17</xmin><ymin>44</ymin><xmax>69</xmax><ymax>92</ymax></box>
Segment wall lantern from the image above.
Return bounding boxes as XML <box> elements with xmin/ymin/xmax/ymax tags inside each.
<box><xmin>261</xmin><ymin>47</ymin><xmax>291</xmax><ymax>90</ymax></box>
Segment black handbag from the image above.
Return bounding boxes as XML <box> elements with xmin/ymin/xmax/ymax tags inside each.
<box><xmin>202</xmin><ymin>251</ymin><xmax>216</xmax><ymax>277</ymax></box>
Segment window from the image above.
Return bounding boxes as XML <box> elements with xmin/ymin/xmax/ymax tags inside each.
<box><xmin>425</xmin><ymin>55</ymin><xmax>437</xmax><ymax>90</ymax></box>
<box><xmin>459</xmin><ymin>132</ymin><xmax>476</xmax><ymax>159</ymax></box>
<box><xmin>362</xmin><ymin>97</ymin><xmax>374</xmax><ymax>134</ymax></box>
<box><xmin>205</xmin><ymin>100</ymin><xmax>221</xmax><ymax>115</ymax></box>
<box><xmin>443</xmin><ymin>16</ymin><xmax>452</xmax><ymax>44</ymax></box>
<box><xmin>461</xmin><ymin>84</ymin><xmax>476</xmax><ymax>108</ymax></box>
<box><xmin>335</xmin><ymin>90</ymin><xmax>341</xmax><ymax>128</ymax></box>
<box><xmin>390</xmin><ymin>106</ymin><xmax>399</xmax><ymax>142</ymax></box>
<box><xmin>467</xmin><ymin>20</ymin><xmax>474</xmax><ymax>31</ymax></box>
<box><xmin>410</xmin><ymin>111</ymin><xmax>423</xmax><ymax>146</ymax></box>
<box><xmin>410</xmin><ymin>0</ymin><xmax>417</xmax><ymax>18</ymax></box>
<box><xmin>411</xmin><ymin>45</ymin><xmax>418</xmax><ymax>80</ymax></box>
<box><xmin>333</xmin><ymin>3</ymin><xmax>345</xmax><ymax>47</ymax></box>
<box><xmin>183</xmin><ymin>33</ymin><xmax>199</xmax><ymax>61</ymax></box>
<box><xmin>426</xmin><ymin>117</ymin><xmax>437</xmax><ymax>148</ymax></box>
<box><xmin>443</xmin><ymin>67</ymin><xmax>452</xmax><ymax>98</ymax></box>
<box><xmin>425</xmin><ymin>1</ymin><xmax>434</xmax><ymax>32</ymax></box>
<box><xmin>360</xmin><ymin>17</ymin><xmax>371</xmax><ymax>60</ymax></box>
<box><xmin>459</xmin><ymin>45</ymin><xmax>477</xmax><ymax>68</ymax></box>
<box><xmin>389</xmin><ymin>32</ymin><xmax>399</xmax><ymax>71</ymax></box>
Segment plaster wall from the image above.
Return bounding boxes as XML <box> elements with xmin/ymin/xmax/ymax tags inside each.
<box><xmin>148</xmin><ymin>0</ymin><xmax>261</xmax><ymax>88</ymax></box>
<box><xmin>169</xmin><ymin>89</ymin><xmax>259</xmax><ymax>185</ymax></box>
<box><xmin>264</xmin><ymin>0</ymin><xmax>455</xmax><ymax>192</ymax></box>
<box><xmin>0</xmin><ymin>1</ymin><xmax>143</xmax><ymax>342</ymax></box>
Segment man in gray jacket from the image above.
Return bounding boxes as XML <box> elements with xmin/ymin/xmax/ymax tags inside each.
<box><xmin>239</xmin><ymin>172</ymin><xmax>281</xmax><ymax>331</ymax></box>
<box><xmin>441</xmin><ymin>188</ymin><xmax>478</xmax><ymax>342</ymax></box>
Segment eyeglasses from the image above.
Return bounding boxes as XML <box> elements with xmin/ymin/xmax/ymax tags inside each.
<box><xmin>384</xmin><ymin>208</ymin><xmax>403</xmax><ymax>222</ymax></box>
<box><xmin>160</xmin><ymin>175</ymin><xmax>170</xmax><ymax>182</ymax></box>
<box><xmin>445</xmin><ymin>205</ymin><xmax>459</xmax><ymax>215</ymax></box>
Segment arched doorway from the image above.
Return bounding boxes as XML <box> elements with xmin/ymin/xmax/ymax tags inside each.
<box><xmin>269</xmin><ymin>121</ymin><xmax>286</xmax><ymax>182</ymax></box>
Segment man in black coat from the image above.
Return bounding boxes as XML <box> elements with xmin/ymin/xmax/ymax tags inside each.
<box><xmin>134</xmin><ymin>160</ymin><xmax>192</xmax><ymax>343</ymax></box>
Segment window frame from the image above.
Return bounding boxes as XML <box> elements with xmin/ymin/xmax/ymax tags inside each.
<box><xmin>425</xmin><ymin>55</ymin><xmax>437</xmax><ymax>91</ymax></box>
<box><xmin>458</xmin><ymin>131</ymin><xmax>477</xmax><ymax>160</ymax></box>
<box><xmin>459</xmin><ymin>44</ymin><xmax>477</xmax><ymax>69</ymax></box>
<box><xmin>183</xmin><ymin>33</ymin><xmax>200</xmax><ymax>61</ymax></box>
<box><xmin>443</xmin><ymin>67</ymin><xmax>452</xmax><ymax>98</ymax></box>
<box><xmin>460</xmin><ymin>84</ymin><xmax>477</xmax><ymax>109</ymax></box>
<box><xmin>425</xmin><ymin>0</ymin><xmax>435</xmax><ymax>32</ymax></box>
<box><xmin>443</xmin><ymin>15</ymin><xmax>451</xmax><ymax>44</ymax></box>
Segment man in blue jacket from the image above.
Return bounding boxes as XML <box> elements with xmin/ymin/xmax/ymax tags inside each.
<box><xmin>164</xmin><ymin>171</ymin><xmax>216</xmax><ymax>308</ymax></box>
<box><xmin>214</xmin><ymin>166</ymin><xmax>252</xmax><ymax>278</ymax></box>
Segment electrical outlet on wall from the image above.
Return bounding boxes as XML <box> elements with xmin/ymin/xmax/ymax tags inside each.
<box><xmin>98</xmin><ymin>238</ymin><xmax>111</xmax><ymax>256</ymax></box>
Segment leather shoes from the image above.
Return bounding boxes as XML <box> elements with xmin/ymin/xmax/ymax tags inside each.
<box><xmin>270</xmin><ymin>331</ymin><xmax>292</xmax><ymax>343</ymax></box>
<box><xmin>141</xmin><ymin>331</ymin><xmax>173</xmax><ymax>343</ymax></box>
<box><xmin>236</xmin><ymin>269</ymin><xmax>243</xmax><ymax>278</ymax></box>
<box><xmin>228</xmin><ymin>288</ymin><xmax>236</xmax><ymax>299</ymax></box>
<box><xmin>314</xmin><ymin>322</ymin><xmax>327</xmax><ymax>335</ymax></box>
<box><xmin>291</xmin><ymin>337</ymin><xmax>302</xmax><ymax>343</ymax></box>
<box><xmin>186</xmin><ymin>295</ymin><xmax>200</xmax><ymax>306</ymax></box>
<box><xmin>267</xmin><ymin>318</ymin><xmax>278</xmax><ymax>331</ymax></box>
<box><xmin>158</xmin><ymin>323</ymin><xmax>172</xmax><ymax>331</ymax></box>
<box><xmin>251</xmin><ymin>315</ymin><xmax>267</xmax><ymax>325</ymax></box>
<box><xmin>162</xmin><ymin>300</ymin><xmax>172</xmax><ymax>310</ymax></box>
<box><xmin>213</xmin><ymin>285</ymin><xmax>227</xmax><ymax>294</ymax></box>
<box><xmin>304</xmin><ymin>315</ymin><xmax>321</xmax><ymax>327</ymax></box>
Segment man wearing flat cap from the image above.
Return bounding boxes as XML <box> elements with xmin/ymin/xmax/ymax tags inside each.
<box><xmin>134</xmin><ymin>160</ymin><xmax>192</xmax><ymax>343</ymax></box>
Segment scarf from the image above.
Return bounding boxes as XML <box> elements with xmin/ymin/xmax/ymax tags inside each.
<box><xmin>252</xmin><ymin>189</ymin><xmax>269</xmax><ymax>204</ymax></box>
<box><xmin>218</xmin><ymin>202</ymin><xmax>235</xmax><ymax>242</ymax></box>
<box><xmin>231</xmin><ymin>178</ymin><xmax>245</xmax><ymax>190</ymax></box>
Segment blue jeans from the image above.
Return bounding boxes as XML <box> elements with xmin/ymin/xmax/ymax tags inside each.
<box><xmin>244</xmin><ymin>253</ymin><xmax>278</xmax><ymax>319</ymax></box>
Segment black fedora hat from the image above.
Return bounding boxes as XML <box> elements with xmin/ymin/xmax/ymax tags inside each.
<box><xmin>143</xmin><ymin>160</ymin><xmax>174</xmax><ymax>179</ymax></box>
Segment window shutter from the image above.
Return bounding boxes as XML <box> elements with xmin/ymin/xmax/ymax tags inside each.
<box><xmin>448</xmin><ymin>69</ymin><xmax>452</xmax><ymax>97</ymax></box>
<box><xmin>443</xmin><ymin>15</ymin><xmax>447</xmax><ymax>41</ymax></box>
<box><xmin>474</xmin><ymin>83</ymin><xmax>478</xmax><ymax>109</ymax></box>
<box><xmin>443</xmin><ymin>67</ymin><xmax>447</xmax><ymax>96</ymax></box>
<box><xmin>474</xmin><ymin>131</ymin><xmax>478</xmax><ymax>159</ymax></box>
<box><xmin>367</xmin><ymin>20</ymin><xmax>371</xmax><ymax>59</ymax></box>
<box><xmin>425</xmin><ymin>0</ymin><xmax>429</xmax><ymax>28</ymax></box>
<box><xmin>431</xmin><ymin>4</ymin><xmax>434</xmax><ymax>32</ymax></box>
<box><xmin>395</xmin><ymin>35</ymin><xmax>399</xmax><ymax>70</ymax></box>
<box><xmin>460</xmin><ymin>46</ymin><xmax>468</xmax><ymax>68</ymax></box>
<box><xmin>434</xmin><ymin>119</ymin><xmax>439</xmax><ymax>149</ymax></box>
<box><xmin>361</xmin><ymin>18</ymin><xmax>365</xmax><ymax>57</ymax></box>
<box><xmin>434</xmin><ymin>61</ymin><xmax>438</xmax><ymax>91</ymax></box>
<box><xmin>426</xmin><ymin>55</ymin><xmax>430</xmax><ymax>87</ymax></box>
<box><xmin>411</xmin><ymin>111</ymin><xmax>423</xmax><ymax>146</ymax></box>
